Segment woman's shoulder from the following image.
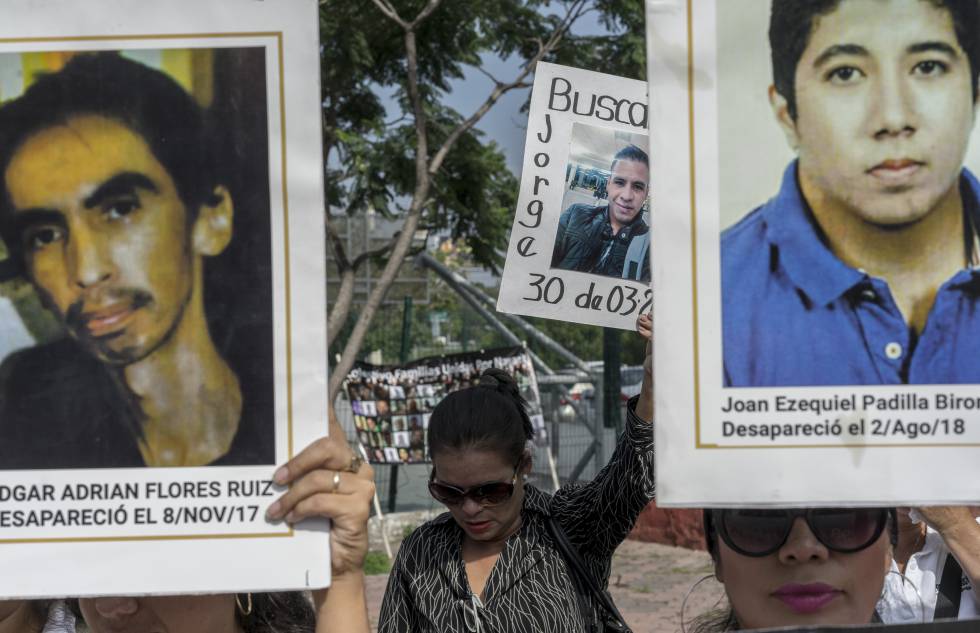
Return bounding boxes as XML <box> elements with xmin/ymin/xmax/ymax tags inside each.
<box><xmin>522</xmin><ymin>483</ymin><xmax>554</xmax><ymax>516</ymax></box>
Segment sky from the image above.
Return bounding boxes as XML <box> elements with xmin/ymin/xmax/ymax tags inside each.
<box><xmin>383</xmin><ymin>10</ymin><xmax>616</xmax><ymax>177</ymax></box>
<box><xmin>444</xmin><ymin>53</ymin><xmax>534</xmax><ymax>175</ymax></box>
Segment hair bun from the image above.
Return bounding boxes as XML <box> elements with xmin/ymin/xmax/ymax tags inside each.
<box><xmin>479</xmin><ymin>372</ymin><xmax>501</xmax><ymax>387</ymax></box>
<box><xmin>479</xmin><ymin>368</ymin><xmax>517</xmax><ymax>391</ymax></box>
<box><xmin>479</xmin><ymin>368</ymin><xmax>533</xmax><ymax>441</ymax></box>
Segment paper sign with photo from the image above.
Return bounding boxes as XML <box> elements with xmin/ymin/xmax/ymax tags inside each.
<box><xmin>0</xmin><ymin>0</ymin><xmax>330</xmax><ymax>597</ymax></box>
<box><xmin>497</xmin><ymin>62</ymin><xmax>652</xmax><ymax>330</ymax></box>
<box><xmin>648</xmin><ymin>0</ymin><xmax>980</xmax><ymax>506</ymax></box>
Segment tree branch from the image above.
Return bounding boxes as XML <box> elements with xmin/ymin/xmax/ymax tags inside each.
<box><xmin>474</xmin><ymin>64</ymin><xmax>506</xmax><ymax>87</ymax></box>
<box><xmin>351</xmin><ymin>233</ymin><xmax>401</xmax><ymax>269</ymax></box>
<box><xmin>409</xmin><ymin>0</ymin><xmax>444</xmax><ymax>29</ymax></box>
<box><xmin>369</xmin><ymin>0</ymin><xmax>406</xmax><ymax>29</ymax></box>
<box><xmin>325</xmin><ymin>217</ymin><xmax>351</xmax><ymax>271</ymax></box>
<box><xmin>326</xmin><ymin>267</ymin><xmax>354</xmax><ymax>349</ymax></box>
<box><xmin>427</xmin><ymin>0</ymin><xmax>589</xmax><ymax>176</ymax></box>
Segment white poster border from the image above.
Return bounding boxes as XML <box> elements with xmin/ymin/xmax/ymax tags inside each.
<box><xmin>0</xmin><ymin>0</ymin><xmax>330</xmax><ymax>597</ymax></box>
<box><xmin>648</xmin><ymin>0</ymin><xmax>980</xmax><ymax>507</ymax></box>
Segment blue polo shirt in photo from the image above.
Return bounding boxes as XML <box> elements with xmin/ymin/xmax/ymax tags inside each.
<box><xmin>722</xmin><ymin>162</ymin><xmax>980</xmax><ymax>387</ymax></box>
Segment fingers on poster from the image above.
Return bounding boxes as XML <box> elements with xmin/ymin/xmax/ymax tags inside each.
<box><xmin>344</xmin><ymin>346</ymin><xmax>547</xmax><ymax>465</ymax></box>
<box><xmin>648</xmin><ymin>0</ymin><xmax>980</xmax><ymax>506</ymax></box>
<box><xmin>0</xmin><ymin>0</ymin><xmax>329</xmax><ymax>596</ymax></box>
<box><xmin>497</xmin><ymin>62</ymin><xmax>652</xmax><ymax>330</ymax></box>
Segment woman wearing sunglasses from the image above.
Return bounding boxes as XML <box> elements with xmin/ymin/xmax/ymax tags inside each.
<box><xmin>378</xmin><ymin>336</ymin><xmax>654</xmax><ymax>632</ymax></box>
<box><xmin>691</xmin><ymin>507</ymin><xmax>897</xmax><ymax>631</ymax></box>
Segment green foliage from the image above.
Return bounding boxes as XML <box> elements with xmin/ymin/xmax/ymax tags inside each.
<box><xmin>325</xmin><ymin>239</ymin><xmax>647</xmax><ymax>369</ymax></box>
<box><xmin>550</xmin><ymin>0</ymin><xmax>647</xmax><ymax>81</ymax></box>
<box><xmin>401</xmin><ymin>522</ymin><xmax>417</xmax><ymax>541</ymax></box>
<box><xmin>328</xmin><ymin>271</ymin><xmax>514</xmax><ymax>368</ymax></box>
<box><xmin>524</xmin><ymin>314</ymin><xmax>646</xmax><ymax>369</ymax></box>
<box><xmin>363</xmin><ymin>550</ymin><xmax>392</xmax><ymax>575</ymax></box>
<box><xmin>319</xmin><ymin>0</ymin><xmax>647</xmax><ymax>272</ymax></box>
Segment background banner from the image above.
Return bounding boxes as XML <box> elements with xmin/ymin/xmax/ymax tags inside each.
<box><xmin>647</xmin><ymin>0</ymin><xmax>980</xmax><ymax>506</ymax></box>
<box><xmin>344</xmin><ymin>346</ymin><xmax>546</xmax><ymax>465</ymax></box>
<box><xmin>0</xmin><ymin>0</ymin><xmax>330</xmax><ymax>596</ymax></box>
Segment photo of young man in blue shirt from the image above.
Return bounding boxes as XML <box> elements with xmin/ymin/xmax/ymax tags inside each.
<box><xmin>722</xmin><ymin>0</ymin><xmax>980</xmax><ymax>386</ymax></box>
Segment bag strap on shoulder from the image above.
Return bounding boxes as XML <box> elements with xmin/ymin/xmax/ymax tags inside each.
<box><xmin>935</xmin><ymin>553</ymin><xmax>963</xmax><ymax>620</ymax></box>
<box><xmin>545</xmin><ymin>515</ymin><xmax>632</xmax><ymax>633</ymax></box>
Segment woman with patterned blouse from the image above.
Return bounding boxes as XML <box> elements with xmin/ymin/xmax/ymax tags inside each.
<box><xmin>378</xmin><ymin>326</ymin><xmax>654</xmax><ymax>632</ymax></box>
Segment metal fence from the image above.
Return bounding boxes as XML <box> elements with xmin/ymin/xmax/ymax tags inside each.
<box><xmin>335</xmin><ymin>377</ymin><xmax>618</xmax><ymax>514</ymax></box>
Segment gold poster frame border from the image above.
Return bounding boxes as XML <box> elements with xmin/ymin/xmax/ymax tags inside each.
<box><xmin>0</xmin><ymin>31</ymin><xmax>302</xmax><ymax>544</ymax></box>
<box><xmin>686</xmin><ymin>5</ymin><xmax>980</xmax><ymax>451</ymax></box>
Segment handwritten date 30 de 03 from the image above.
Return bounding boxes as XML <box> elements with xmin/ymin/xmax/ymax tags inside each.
<box><xmin>524</xmin><ymin>274</ymin><xmax>651</xmax><ymax>317</ymax></box>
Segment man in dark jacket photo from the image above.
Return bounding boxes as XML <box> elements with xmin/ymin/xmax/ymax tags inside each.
<box><xmin>551</xmin><ymin>144</ymin><xmax>650</xmax><ymax>281</ymax></box>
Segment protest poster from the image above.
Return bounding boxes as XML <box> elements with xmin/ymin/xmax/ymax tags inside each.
<box><xmin>344</xmin><ymin>346</ymin><xmax>546</xmax><ymax>465</ymax></box>
<box><xmin>0</xmin><ymin>0</ymin><xmax>330</xmax><ymax>597</ymax></box>
<box><xmin>647</xmin><ymin>0</ymin><xmax>980</xmax><ymax>506</ymax></box>
<box><xmin>496</xmin><ymin>62</ymin><xmax>652</xmax><ymax>330</ymax></box>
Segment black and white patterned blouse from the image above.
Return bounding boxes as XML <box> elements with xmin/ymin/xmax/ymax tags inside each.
<box><xmin>378</xmin><ymin>397</ymin><xmax>654</xmax><ymax>632</ymax></box>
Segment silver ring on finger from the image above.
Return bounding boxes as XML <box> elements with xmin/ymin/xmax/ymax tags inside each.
<box><xmin>331</xmin><ymin>471</ymin><xmax>342</xmax><ymax>493</ymax></box>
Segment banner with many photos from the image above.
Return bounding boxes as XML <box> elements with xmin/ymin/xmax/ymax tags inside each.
<box><xmin>344</xmin><ymin>347</ymin><xmax>546</xmax><ymax>465</ymax></box>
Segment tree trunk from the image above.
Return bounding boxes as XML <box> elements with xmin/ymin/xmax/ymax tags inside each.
<box><xmin>326</xmin><ymin>266</ymin><xmax>355</xmax><ymax>349</ymax></box>
<box><xmin>328</xmin><ymin>27</ymin><xmax>430</xmax><ymax>401</ymax></box>
<box><xmin>328</xmin><ymin>203</ymin><xmax>425</xmax><ymax>399</ymax></box>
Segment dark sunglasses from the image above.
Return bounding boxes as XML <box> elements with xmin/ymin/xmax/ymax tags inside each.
<box><xmin>712</xmin><ymin>508</ymin><xmax>891</xmax><ymax>557</ymax></box>
<box><xmin>428</xmin><ymin>463</ymin><xmax>521</xmax><ymax>507</ymax></box>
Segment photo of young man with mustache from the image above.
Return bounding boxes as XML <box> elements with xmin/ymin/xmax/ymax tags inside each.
<box><xmin>0</xmin><ymin>51</ymin><xmax>275</xmax><ymax>468</ymax></box>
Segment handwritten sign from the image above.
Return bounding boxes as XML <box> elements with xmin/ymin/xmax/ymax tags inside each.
<box><xmin>497</xmin><ymin>63</ymin><xmax>651</xmax><ymax>330</ymax></box>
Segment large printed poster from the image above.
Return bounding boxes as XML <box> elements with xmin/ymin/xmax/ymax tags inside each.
<box><xmin>0</xmin><ymin>0</ymin><xmax>330</xmax><ymax>596</ymax></box>
<box><xmin>648</xmin><ymin>0</ymin><xmax>980</xmax><ymax>505</ymax></box>
<box><xmin>497</xmin><ymin>63</ymin><xmax>652</xmax><ymax>330</ymax></box>
<box><xmin>344</xmin><ymin>347</ymin><xmax>546</xmax><ymax>464</ymax></box>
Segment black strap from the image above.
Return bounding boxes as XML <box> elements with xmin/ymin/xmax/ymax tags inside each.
<box><xmin>545</xmin><ymin>515</ymin><xmax>632</xmax><ymax>633</ymax></box>
<box><xmin>935</xmin><ymin>553</ymin><xmax>963</xmax><ymax>620</ymax></box>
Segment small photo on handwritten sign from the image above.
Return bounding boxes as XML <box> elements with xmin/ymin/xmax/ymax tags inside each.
<box><xmin>497</xmin><ymin>63</ymin><xmax>651</xmax><ymax>330</ymax></box>
<box><xmin>551</xmin><ymin>123</ymin><xmax>651</xmax><ymax>283</ymax></box>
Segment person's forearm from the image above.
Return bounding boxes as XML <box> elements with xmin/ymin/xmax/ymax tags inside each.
<box><xmin>941</xmin><ymin>520</ymin><xmax>980</xmax><ymax>603</ymax></box>
<box><xmin>554</xmin><ymin>394</ymin><xmax>654</xmax><ymax>556</ymax></box>
<box><xmin>635</xmin><ymin>380</ymin><xmax>652</xmax><ymax>423</ymax></box>
<box><xmin>314</xmin><ymin>571</ymin><xmax>370</xmax><ymax>633</ymax></box>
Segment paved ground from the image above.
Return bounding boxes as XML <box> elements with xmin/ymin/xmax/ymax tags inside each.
<box><xmin>364</xmin><ymin>538</ymin><xmax>725</xmax><ymax>633</ymax></box>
